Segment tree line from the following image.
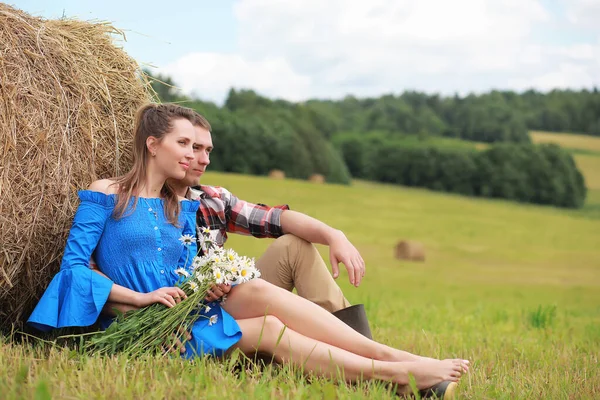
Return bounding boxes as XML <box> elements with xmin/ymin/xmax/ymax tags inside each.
<box><xmin>333</xmin><ymin>132</ymin><xmax>586</xmax><ymax>208</ymax></box>
<box><xmin>147</xmin><ymin>71</ymin><xmax>593</xmax><ymax>207</ymax></box>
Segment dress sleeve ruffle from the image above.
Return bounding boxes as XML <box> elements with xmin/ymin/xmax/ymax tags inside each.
<box><xmin>28</xmin><ymin>267</ymin><xmax>114</xmax><ymax>331</ymax></box>
<box><xmin>180</xmin><ymin>199</ymin><xmax>200</xmax><ymax>214</ymax></box>
<box><xmin>27</xmin><ymin>190</ymin><xmax>115</xmax><ymax>331</ymax></box>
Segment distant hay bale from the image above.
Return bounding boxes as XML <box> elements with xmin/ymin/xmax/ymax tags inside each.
<box><xmin>0</xmin><ymin>4</ymin><xmax>154</xmax><ymax>332</ymax></box>
<box><xmin>395</xmin><ymin>240</ymin><xmax>426</xmax><ymax>262</ymax></box>
<box><xmin>269</xmin><ymin>169</ymin><xmax>285</xmax><ymax>180</ymax></box>
<box><xmin>308</xmin><ymin>174</ymin><xmax>325</xmax><ymax>184</ymax></box>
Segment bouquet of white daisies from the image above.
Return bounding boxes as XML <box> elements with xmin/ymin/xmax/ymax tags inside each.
<box><xmin>80</xmin><ymin>227</ymin><xmax>260</xmax><ymax>357</ymax></box>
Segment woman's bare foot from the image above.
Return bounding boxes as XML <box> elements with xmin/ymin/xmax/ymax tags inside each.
<box><xmin>396</xmin><ymin>359</ymin><xmax>466</xmax><ymax>390</ymax></box>
<box><xmin>444</xmin><ymin>358</ymin><xmax>470</xmax><ymax>373</ymax></box>
<box><xmin>418</xmin><ymin>357</ymin><xmax>471</xmax><ymax>373</ymax></box>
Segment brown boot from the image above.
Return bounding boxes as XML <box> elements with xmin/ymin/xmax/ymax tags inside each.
<box><xmin>332</xmin><ymin>304</ymin><xmax>373</xmax><ymax>340</ymax></box>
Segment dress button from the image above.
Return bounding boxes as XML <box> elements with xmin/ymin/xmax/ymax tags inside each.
<box><xmin>148</xmin><ymin>207</ymin><xmax>152</xmax><ymax>211</ymax></box>
<box><xmin>157</xmin><ymin>247</ymin><xmax>162</xmax><ymax>251</ymax></box>
<box><xmin>160</xmin><ymin>270</ymin><xmax>164</xmax><ymax>274</ymax></box>
<box><xmin>154</xmin><ymin>226</ymin><xmax>158</xmax><ymax>230</ymax></box>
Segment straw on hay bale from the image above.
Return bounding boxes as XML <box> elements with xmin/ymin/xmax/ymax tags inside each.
<box><xmin>268</xmin><ymin>169</ymin><xmax>285</xmax><ymax>179</ymax></box>
<box><xmin>308</xmin><ymin>174</ymin><xmax>325</xmax><ymax>184</ymax></box>
<box><xmin>395</xmin><ymin>240</ymin><xmax>426</xmax><ymax>262</ymax></box>
<box><xmin>0</xmin><ymin>4</ymin><xmax>154</xmax><ymax>332</ymax></box>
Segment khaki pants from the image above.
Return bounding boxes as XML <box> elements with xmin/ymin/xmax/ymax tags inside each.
<box><xmin>256</xmin><ymin>234</ymin><xmax>351</xmax><ymax>313</ymax></box>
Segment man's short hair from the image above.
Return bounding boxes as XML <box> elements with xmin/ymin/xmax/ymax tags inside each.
<box><xmin>193</xmin><ymin>113</ymin><xmax>211</xmax><ymax>131</ymax></box>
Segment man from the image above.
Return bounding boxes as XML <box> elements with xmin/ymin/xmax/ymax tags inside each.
<box><xmin>96</xmin><ymin>112</ymin><xmax>372</xmax><ymax>339</ymax></box>
<box><xmin>167</xmin><ymin>113</ymin><xmax>373</xmax><ymax>338</ymax></box>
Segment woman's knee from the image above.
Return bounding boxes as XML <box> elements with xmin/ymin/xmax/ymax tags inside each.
<box><xmin>257</xmin><ymin>315</ymin><xmax>286</xmax><ymax>346</ymax></box>
<box><xmin>230</xmin><ymin>278</ymin><xmax>277</xmax><ymax>303</ymax></box>
<box><xmin>263</xmin><ymin>315</ymin><xmax>285</xmax><ymax>332</ymax></box>
<box><xmin>232</xmin><ymin>277</ymin><xmax>269</xmax><ymax>293</ymax></box>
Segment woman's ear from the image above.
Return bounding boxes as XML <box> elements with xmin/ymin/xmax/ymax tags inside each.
<box><xmin>146</xmin><ymin>136</ymin><xmax>158</xmax><ymax>157</ymax></box>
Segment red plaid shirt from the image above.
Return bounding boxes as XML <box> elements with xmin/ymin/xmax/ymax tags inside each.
<box><xmin>186</xmin><ymin>185</ymin><xmax>289</xmax><ymax>247</ymax></box>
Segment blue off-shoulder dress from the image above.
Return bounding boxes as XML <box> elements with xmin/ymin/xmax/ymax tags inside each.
<box><xmin>28</xmin><ymin>190</ymin><xmax>242</xmax><ymax>358</ymax></box>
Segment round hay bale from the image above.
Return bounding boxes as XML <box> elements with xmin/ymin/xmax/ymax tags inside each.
<box><xmin>308</xmin><ymin>174</ymin><xmax>325</xmax><ymax>184</ymax></box>
<box><xmin>0</xmin><ymin>4</ymin><xmax>154</xmax><ymax>332</ymax></box>
<box><xmin>268</xmin><ymin>169</ymin><xmax>285</xmax><ymax>180</ymax></box>
<box><xmin>395</xmin><ymin>240</ymin><xmax>426</xmax><ymax>262</ymax></box>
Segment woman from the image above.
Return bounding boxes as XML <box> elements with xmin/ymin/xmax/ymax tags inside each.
<box><xmin>28</xmin><ymin>103</ymin><xmax>468</xmax><ymax>398</ymax></box>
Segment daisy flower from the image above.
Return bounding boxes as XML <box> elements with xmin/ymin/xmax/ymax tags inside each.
<box><xmin>178</xmin><ymin>234</ymin><xmax>195</xmax><ymax>246</ymax></box>
<box><xmin>204</xmin><ymin>305</ymin><xmax>211</xmax><ymax>313</ymax></box>
<box><xmin>195</xmin><ymin>272</ymin><xmax>207</xmax><ymax>284</ymax></box>
<box><xmin>208</xmin><ymin>315</ymin><xmax>218</xmax><ymax>326</ymax></box>
<box><xmin>174</xmin><ymin>268</ymin><xmax>190</xmax><ymax>278</ymax></box>
<box><xmin>192</xmin><ymin>257</ymin><xmax>206</xmax><ymax>271</ymax></box>
<box><xmin>188</xmin><ymin>281</ymin><xmax>199</xmax><ymax>292</ymax></box>
<box><xmin>239</xmin><ymin>266</ymin><xmax>251</xmax><ymax>282</ymax></box>
<box><xmin>214</xmin><ymin>268</ymin><xmax>225</xmax><ymax>284</ymax></box>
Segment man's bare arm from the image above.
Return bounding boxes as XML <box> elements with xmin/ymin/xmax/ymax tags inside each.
<box><xmin>280</xmin><ymin>210</ymin><xmax>366</xmax><ymax>287</ymax></box>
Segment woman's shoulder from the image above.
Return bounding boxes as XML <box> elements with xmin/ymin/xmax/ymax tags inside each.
<box><xmin>180</xmin><ymin>196</ymin><xmax>200</xmax><ymax>213</ymax></box>
<box><xmin>88</xmin><ymin>179</ymin><xmax>119</xmax><ymax>194</ymax></box>
<box><xmin>77</xmin><ymin>179</ymin><xmax>118</xmax><ymax>208</ymax></box>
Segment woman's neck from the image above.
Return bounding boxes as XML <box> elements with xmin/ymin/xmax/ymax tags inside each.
<box><xmin>137</xmin><ymin>164</ymin><xmax>166</xmax><ymax>198</ymax></box>
<box><xmin>168</xmin><ymin>179</ymin><xmax>189</xmax><ymax>198</ymax></box>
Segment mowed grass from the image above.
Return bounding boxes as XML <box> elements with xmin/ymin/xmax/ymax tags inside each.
<box><xmin>2</xmin><ymin>171</ymin><xmax>599</xmax><ymax>399</ymax></box>
<box><xmin>530</xmin><ymin>131</ymin><xmax>600</xmax><ymax>154</ymax></box>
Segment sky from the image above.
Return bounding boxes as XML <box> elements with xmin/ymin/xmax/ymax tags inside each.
<box><xmin>11</xmin><ymin>0</ymin><xmax>600</xmax><ymax>105</ymax></box>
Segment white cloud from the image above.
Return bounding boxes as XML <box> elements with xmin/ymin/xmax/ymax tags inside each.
<box><xmin>509</xmin><ymin>62</ymin><xmax>596</xmax><ymax>92</ymax></box>
<box><xmin>162</xmin><ymin>0</ymin><xmax>600</xmax><ymax>103</ymax></box>
<box><xmin>565</xmin><ymin>0</ymin><xmax>600</xmax><ymax>30</ymax></box>
<box><xmin>160</xmin><ymin>53</ymin><xmax>312</xmax><ymax>103</ymax></box>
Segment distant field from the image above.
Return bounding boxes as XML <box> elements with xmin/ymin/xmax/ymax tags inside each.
<box><xmin>529</xmin><ymin>130</ymin><xmax>600</xmax><ymax>200</ymax></box>
<box><xmin>530</xmin><ymin>130</ymin><xmax>600</xmax><ymax>153</ymax></box>
<box><xmin>575</xmin><ymin>155</ymin><xmax>600</xmax><ymax>190</ymax></box>
<box><xmin>395</xmin><ymin>135</ymin><xmax>480</xmax><ymax>151</ymax></box>
<box><xmin>406</xmin><ymin>132</ymin><xmax>600</xmax><ymax>206</ymax></box>
<box><xmin>3</xmin><ymin>172</ymin><xmax>598</xmax><ymax>399</ymax></box>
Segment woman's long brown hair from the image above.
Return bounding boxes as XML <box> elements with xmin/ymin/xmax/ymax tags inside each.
<box><xmin>113</xmin><ymin>103</ymin><xmax>199</xmax><ymax>225</ymax></box>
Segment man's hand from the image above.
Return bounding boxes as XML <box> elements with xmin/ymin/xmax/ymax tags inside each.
<box><xmin>205</xmin><ymin>283</ymin><xmax>231</xmax><ymax>302</ymax></box>
<box><xmin>328</xmin><ymin>231</ymin><xmax>366</xmax><ymax>287</ymax></box>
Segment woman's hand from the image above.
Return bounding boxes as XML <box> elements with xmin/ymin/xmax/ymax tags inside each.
<box><xmin>135</xmin><ymin>287</ymin><xmax>187</xmax><ymax>308</ymax></box>
<box><xmin>163</xmin><ymin>326</ymin><xmax>193</xmax><ymax>355</ymax></box>
<box><xmin>205</xmin><ymin>283</ymin><xmax>231</xmax><ymax>302</ymax></box>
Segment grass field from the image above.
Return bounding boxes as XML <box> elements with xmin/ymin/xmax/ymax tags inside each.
<box><xmin>2</xmin><ymin>171</ymin><xmax>599</xmax><ymax>399</ymax></box>
<box><xmin>530</xmin><ymin>131</ymin><xmax>600</xmax><ymax>153</ymax></box>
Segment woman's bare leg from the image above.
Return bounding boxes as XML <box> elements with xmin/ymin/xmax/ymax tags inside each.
<box><xmin>223</xmin><ymin>279</ymin><xmax>468</xmax><ymax>369</ymax></box>
<box><xmin>231</xmin><ymin>315</ymin><xmax>464</xmax><ymax>391</ymax></box>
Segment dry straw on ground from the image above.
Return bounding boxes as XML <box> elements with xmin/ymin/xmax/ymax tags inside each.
<box><xmin>308</xmin><ymin>174</ymin><xmax>325</xmax><ymax>184</ymax></box>
<box><xmin>395</xmin><ymin>240</ymin><xmax>426</xmax><ymax>262</ymax></box>
<box><xmin>268</xmin><ymin>169</ymin><xmax>285</xmax><ymax>180</ymax></box>
<box><xmin>0</xmin><ymin>4</ymin><xmax>154</xmax><ymax>332</ymax></box>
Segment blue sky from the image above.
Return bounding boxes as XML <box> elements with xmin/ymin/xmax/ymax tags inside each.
<box><xmin>14</xmin><ymin>0</ymin><xmax>238</xmax><ymax>67</ymax></box>
<box><xmin>10</xmin><ymin>0</ymin><xmax>600</xmax><ymax>104</ymax></box>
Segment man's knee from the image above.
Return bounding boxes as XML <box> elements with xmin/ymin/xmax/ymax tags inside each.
<box><xmin>272</xmin><ymin>234</ymin><xmax>318</xmax><ymax>259</ymax></box>
<box><xmin>273</xmin><ymin>234</ymin><xmax>310</xmax><ymax>250</ymax></box>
